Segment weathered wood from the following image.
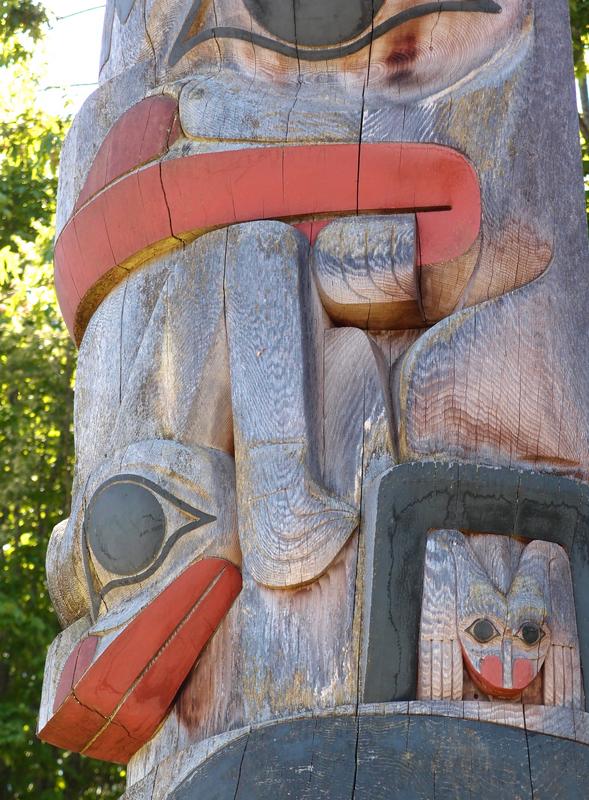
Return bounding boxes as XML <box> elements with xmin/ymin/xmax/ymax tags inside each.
<box><xmin>124</xmin><ymin>319</ymin><xmax>395</xmax><ymax>780</ymax></box>
<box><xmin>99</xmin><ymin>0</ymin><xmax>151</xmax><ymax>84</ymax></box>
<box><xmin>123</xmin><ymin>713</ymin><xmax>589</xmax><ymax>800</ymax></box>
<box><xmin>56</xmin><ymin>141</ymin><xmax>481</xmax><ymax>342</ymax></box>
<box><xmin>123</xmin><ymin>701</ymin><xmax>589</xmax><ymax>797</ymax></box>
<box><xmin>41</xmin><ymin>436</ymin><xmax>241</xmax><ymax>761</ymax></box>
<box><xmin>418</xmin><ymin>532</ymin><xmax>463</xmax><ymax>701</ymax></box>
<box><xmin>390</xmin><ymin>0</ymin><xmax>588</xmax><ymax>477</ymax></box>
<box><xmin>56</xmin><ymin>59</ymin><xmax>155</xmax><ymax>237</ymax></box>
<box><xmin>224</xmin><ymin>220</ymin><xmax>359</xmax><ymax>588</ymax></box>
<box><xmin>543</xmin><ymin>543</ymin><xmax>584</xmax><ymax>709</ymax></box>
<box><xmin>75</xmin><ymin>95</ymin><xmax>180</xmax><ymax>210</ymax></box>
<box><xmin>418</xmin><ymin>530</ymin><xmax>582</xmax><ymax>708</ymax></box>
<box><xmin>42</xmin><ymin>0</ymin><xmax>589</xmax><ymax>794</ymax></box>
<box><xmin>312</xmin><ymin>215</ymin><xmax>421</xmax><ymax>330</ymax></box>
<box><xmin>178</xmin><ymin>68</ymin><xmax>362</xmax><ymax>144</ymax></box>
<box><xmin>362</xmin><ymin>462</ymin><xmax>589</xmax><ymax>707</ymax></box>
<box><xmin>39</xmin><ymin>559</ymin><xmax>241</xmax><ymax>763</ymax></box>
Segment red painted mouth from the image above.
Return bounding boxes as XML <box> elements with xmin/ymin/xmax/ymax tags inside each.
<box><xmin>464</xmin><ymin>653</ymin><xmax>536</xmax><ymax>700</ymax></box>
<box><xmin>38</xmin><ymin>558</ymin><xmax>242</xmax><ymax>763</ymax></box>
<box><xmin>55</xmin><ymin>97</ymin><xmax>481</xmax><ymax>344</ymax></box>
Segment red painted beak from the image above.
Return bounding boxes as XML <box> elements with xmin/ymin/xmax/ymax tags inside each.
<box><xmin>38</xmin><ymin>558</ymin><xmax>241</xmax><ymax>763</ymax></box>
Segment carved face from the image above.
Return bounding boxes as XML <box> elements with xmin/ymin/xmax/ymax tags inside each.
<box><xmin>49</xmin><ymin>441</ymin><xmax>240</xmax><ymax>628</ymax></box>
<box><xmin>38</xmin><ymin>249</ymin><xmax>244</xmax><ymax>761</ymax></box>
<box><xmin>105</xmin><ymin>0</ymin><xmax>530</xmax><ymax>100</ymax></box>
<box><xmin>456</xmin><ymin>536</ymin><xmax>555</xmax><ymax>699</ymax></box>
<box><xmin>418</xmin><ymin>531</ymin><xmax>583</xmax><ymax>706</ymax></box>
<box><xmin>457</xmin><ymin>577</ymin><xmax>551</xmax><ymax>698</ymax></box>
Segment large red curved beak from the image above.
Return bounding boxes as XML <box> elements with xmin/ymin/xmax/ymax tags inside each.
<box><xmin>38</xmin><ymin>558</ymin><xmax>241</xmax><ymax>763</ymax></box>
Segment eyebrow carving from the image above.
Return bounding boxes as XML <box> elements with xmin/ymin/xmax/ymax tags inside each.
<box><xmin>169</xmin><ymin>0</ymin><xmax>502</xmax><ymax>66</ymax></box>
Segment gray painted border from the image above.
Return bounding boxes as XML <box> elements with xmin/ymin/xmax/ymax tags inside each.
<box><xmin>362</xmin><ymin>462</ymin><xmax>589</xmax><ymax>708</ymax></box>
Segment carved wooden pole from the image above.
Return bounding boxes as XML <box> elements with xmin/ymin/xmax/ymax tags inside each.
<box><xmin>38</xmin><ymin>0</ymin><xmax>589</xmax><ymax>797</ymax></box>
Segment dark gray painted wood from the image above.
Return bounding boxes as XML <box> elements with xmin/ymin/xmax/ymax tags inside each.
<box><xmin>355</xmin><ymin>715</ymin><xmax>533</xmax><ymax>800</ymax></box>
<box><xmin>170</xmin><ymin>733</ymin><xmax>248</xmax><ymax>800</ymax></box>
<box><xmin>82</xmin><ymin>473</ymin><xmax>216</xmax><ymax>608</ymax></box>
<box><xmin>527</xmin><ymin>732</ymin><xmax>589</xmax><ymax>799</ymax></box>
<box><xmin>169</xmin><ymin>714</ymin><xmax>589</xmax><ymax>799</ymax></box>
<box><xmin>86</xmin><ymin>480</ymin><xmax>166</xmax><ymax>576</ymax></box>
<box><xmin>236</xmin><ymin>716</ymin><xmax>357</xmax><ymax>800</ymax></box>
<box><xmin>362</xmin><ymin>462</ymin><xmax>589</xmax><ymax>708</ymax></box>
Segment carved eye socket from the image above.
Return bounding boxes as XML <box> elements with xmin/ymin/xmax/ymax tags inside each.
<box><xmin>243</xmin><ymin>0</ymin><xmax>385</xmax><ymax>47</ymax></box>
<box><xmin>518</xmin><ymin>623</ymin><xmax>544</xmax><ymax>646</ymax></box>
<box><xmin>467</xmin><ymin>618</ymin><xmax>500</xmax><ymax>643</ymax></box>
<box><xmin>169</xmin><ymin>0</ymin><xmax>503</xmax><ymax>67</ymax></box>
<box><xmin>85</xmin><ymin>480</ymin><xmax>166</xmax><ymax>576</ymax></box>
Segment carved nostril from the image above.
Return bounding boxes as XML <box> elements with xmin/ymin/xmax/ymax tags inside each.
<box><xmin>243</xmin><ymin>0</ymin><xmax>386</xmax><ymax>47</ymax></box>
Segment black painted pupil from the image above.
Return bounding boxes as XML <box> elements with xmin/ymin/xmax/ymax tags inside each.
<box><xmin>243</xmin><ymin>0</ymin><xmax>386</xmax><ymax>47</ymax></box>
<box><xmin>521</xmin><ymin>623</ymin><xmax>541</xmax><ymax>646</ymax></box>
<box><xmin>86</xmin><ymin>482</ymin><xmax>166</xmax><ymax>576</ymax></box>
<box><xmin>472</xmin><ymin>618</ymin><xmax>496</xmax><ymax>643</ymax></box>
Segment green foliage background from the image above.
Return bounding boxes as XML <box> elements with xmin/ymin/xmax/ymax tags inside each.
<box><xmin>0</xmin><ymin>2</ymin><xmax>587</xmax><ymax>798</ymax></box>
<box><xmin>0</xmin><ymin>2</ymin><xmax>123</xmax><ymax>797</ymax></box>
<box><xmin>571</xmin><ymin>0</ymin><xmax>589</xmax><ymax>214</ymax></box>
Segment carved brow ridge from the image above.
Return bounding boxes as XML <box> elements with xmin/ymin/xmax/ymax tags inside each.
<box><xmin>169</xmin><ymin>0</ymin><xmax>502</xmax><ymax>66</ymax></box>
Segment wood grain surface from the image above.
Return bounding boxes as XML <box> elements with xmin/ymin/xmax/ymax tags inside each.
<box><xmin>121</xmin><ymin>712</ymin><xmax>589</xmax><ymax>800</ymax></box>
<box><xmin>418</xmin><ymin>531</ymin><xmax>583</xmax><ymax>709</ymax></box>
<box><xmin>44</xmin><ymin>0</ymin><xmax>589</xmax><ymax>792</ymax></box>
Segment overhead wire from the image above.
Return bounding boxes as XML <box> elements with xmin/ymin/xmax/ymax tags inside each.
<box><xmin>41</xmin><ymin>4</ymin><xmax>106</xmax><ymax>93</ymax></box>
<box><xmin>53</xmin><ymin>5</ymin><xmax>106</xmax><ymax>22</ymax></box>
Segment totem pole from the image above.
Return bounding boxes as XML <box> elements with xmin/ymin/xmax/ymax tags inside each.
<box><xmin>38</xmin><ymin>0</ymin><xmax>589</xmax><ymax>797</ymax></box>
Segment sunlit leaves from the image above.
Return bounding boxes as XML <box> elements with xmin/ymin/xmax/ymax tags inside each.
<box><xmin>570</xmin><ymin>0</ymin><xmax>589</xmax><ymax>77</ymax></box>
<box><xmin>0</xmin><ymin>1</ymin><xmax>46</xmax><ymax>66</ymax></box>
<box><xmin>0</xmin><ymin>9</ymin><xmax>124</xmax><ymax>799</ymax></box>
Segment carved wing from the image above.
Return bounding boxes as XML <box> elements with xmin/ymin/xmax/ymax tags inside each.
<box><xmin>541</xmin><ymin>542</ymin><xmax>584</xmax><ymax>709</ymax></box>
<box><xmin>418</xmin><ymin>529</ymin><xmax>463</xmax><ymax>700</ymax></box>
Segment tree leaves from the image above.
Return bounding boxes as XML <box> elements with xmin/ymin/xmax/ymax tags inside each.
<box><xmin>0</xmin><ymin>1</ymin><xmax>46</xmax><ymax>67</ymax></box>
<box><xmin>570</xmin><ymin>0</ymin><xmax>589</xmax><ymax>216</ymax></box>
<box><xmin>0</xmin><ymin>8</ymin><xmax>124</xmax><ymax>799</ymax></box>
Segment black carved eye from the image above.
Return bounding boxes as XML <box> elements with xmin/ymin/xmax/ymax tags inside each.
<box><xmin>467</xmin><ymin>618</ymin><xmax>499</xmax><ymax>643</ymax></box>
<box><xmin>85</xmin><ymin>479</ymin><xmax>166</xmax><ymax>576</ymax></box>
<box><xmin>518</xmin><ymin>623</ymin><xmax>544</xmax><ymax>646</ymax></box>
<box><xmin>243</xmin><ymin>0</ymin><xmax>385</xmax><ymax>47</ymax></box>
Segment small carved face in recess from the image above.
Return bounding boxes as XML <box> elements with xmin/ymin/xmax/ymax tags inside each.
<box><xmin>455</xmin><ymin>540</ymin><xmax>552</xmax><ymax>699</ymax></box>
<box><xmin>458</xmin><ymin>599</ymin><xmax>551</xmax><ymax>699</ymax></box>
<box><xmin>418</xmin><ymin>530</ymin><xmax>583</xmax><ymax>707</ymax></box>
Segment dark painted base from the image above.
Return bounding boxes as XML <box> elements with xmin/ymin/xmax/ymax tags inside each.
<box><xmin>170</xmin><ymin>714</ymin><xmax>589</xmax><ymax>799</ymax></box>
